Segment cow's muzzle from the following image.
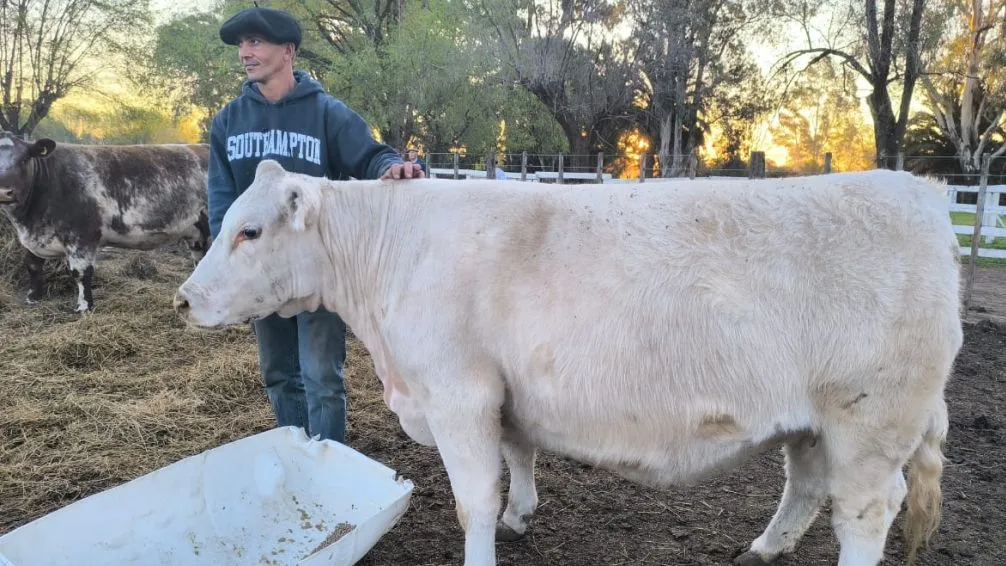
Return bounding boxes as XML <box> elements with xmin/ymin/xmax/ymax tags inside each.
<box><xmin>172</xmin><ymin>290</ymin><xmax>191</xmax><ymax>318</ymax></box>
<box><xmin>0</xmin><ymin>187</ymin><xmax>14</xmax><ymax>203</ymax></box>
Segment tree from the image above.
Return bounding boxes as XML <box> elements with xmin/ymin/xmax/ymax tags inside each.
<box><xmin>143</xmin><ymin>11</ymin><xmax>243</xmax><ymax>139</ymax></box>
<box><xmin>769</xmin><ymin>59</ymin><xmax>875</xmax><ymax>172</ymax></box>
<box><xmin>630</xmin><ymin>0</ymin><xmax>772</xmax><ymax>176</ymax></box>
<box><xmin>775</xmin><ymin>0</ymin><xmax>941</xmax><ymax>167</ymax></box>
<box><xmin>919</xmin><ymin>0</ymin><xmax>1006</xmax><ymax>176</ymax></box>
<box><xmin>0</xmin><ymin>0</ymin><xmax>151</xmax><ymax>136</ymax></box>
<box><xmin>474</xmin><ymin>0</ymin><xmax>642</xmax><ymax>166</ymax></box>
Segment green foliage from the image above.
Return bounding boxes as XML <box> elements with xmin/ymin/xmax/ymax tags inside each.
<box><xmin>149</xmin><ymin>12</ymin><xmax>244</xmax><ymax>125</ymax></box>
<box><xmin>312</xmin><ymin>0</ymin><xmax>567</xmax><ymax>154</ymax></box>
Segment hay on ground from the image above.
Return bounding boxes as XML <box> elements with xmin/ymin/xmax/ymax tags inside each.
<box><xmin>0</xmin><ymin>218</ymin><xmax>395</xmax><ymax>536</ymax></box>
<box><xmin>0</xmin><ymin>244</ymin><xmax>272</xmax><ymax>533</ymax></box>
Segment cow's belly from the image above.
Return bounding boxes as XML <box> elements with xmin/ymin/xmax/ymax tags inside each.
<box><xmin>101</xmin><ymin>230</ymin><xmax>183</xmax><ymax>250</ymax></box>
<box><xmin>98</xmin><ymin>210</ymin><xmax>200</xmax><ymax>250</ymax></box>
<box><xmin>502</xmin><ymin>383</ymin><xmax>813</xmax><ymax>487</ymax></box>
<box><xmin>13</xmin><ymin>226</ymin><xmax>66</xmax><ymax>258</ymax></box>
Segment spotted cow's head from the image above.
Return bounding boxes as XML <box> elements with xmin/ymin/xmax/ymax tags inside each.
<box><xmin>0</xmin><ymin>132</ymin><xmax>56</xmax><ymax>206</ymax></box>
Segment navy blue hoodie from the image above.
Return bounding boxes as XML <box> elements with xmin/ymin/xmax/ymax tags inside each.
<box><xmin>206</xmin><ymin>69</ymin><xmax>402</xmax><ymax>239</ymax></box>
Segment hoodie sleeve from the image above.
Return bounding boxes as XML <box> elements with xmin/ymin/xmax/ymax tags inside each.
<box><xmin>324</xmin><ymin>97</ymin><xmax>403</xmax><ymax>180</ymax></box>
<box><xmin>206</xmin><ymin>111</ymin><xmax>236</xmax><ymax>240</ymax></box>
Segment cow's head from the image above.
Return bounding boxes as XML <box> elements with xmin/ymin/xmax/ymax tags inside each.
<box><xmin>0</xmin><ymin>132</ymin><xmax>55</xmax><ymax>205</ymax></box>
<box><xmin>173</xmin><ymin>159</ymin><xmax>328</xmax><ymax>328</ymax></box>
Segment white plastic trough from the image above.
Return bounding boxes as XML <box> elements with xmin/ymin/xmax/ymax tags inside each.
<box><xmin>0</xmin><ymin>426</ymin><xmax>414</xmax><ymax>566</ymax></box>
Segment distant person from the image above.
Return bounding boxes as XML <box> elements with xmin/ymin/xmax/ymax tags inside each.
<box><xmin>207</xmin><ymin>6</ymin><xmax>424</xmax><ymax>445</ymax></box>
<box><xmin>405</xmin><ymin>147</ymin><xmax>428</xmax><ymax>176</ymax></box>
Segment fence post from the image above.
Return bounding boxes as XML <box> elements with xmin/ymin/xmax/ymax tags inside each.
<box><xmin>964</xmin><ymin>153</ymin><xmax>991</xmax><ymax>313</ymax></box>
<box><xmin>749</xmin><ymin>151</ymin><xmax>765</xmax><ymax>179</ymax></box>
<box><xmin>521</xmin><ymin>151</ymin><xmax>527</xmax><ymax>181</ymax></box>
<box><xmin>487</xmin><ymin>151</ymin><xmax>496</xmax><ymax>179</ymax></box>
<box><xmin>688</xmin><ymin>154</ymin><xmax>697</xmax><ymax>179</ymax></box>
<box><xmin>453</xmin><ymin>152</ymin><xmax>459</xmax><ymax>180</ymax></box>
<box><xmin>823</xmin><ymin>152</ymin><xmax>832</xmax><ymax>173</ymax></box>
<box><xmin>639</xmin><ymin>154</ymin><xmax>646</xmax><ymax>183</ymax></box>
<box><xmin>896</xmin><ymin>152</ymin><xmax>904</xmax><ymax>171</ymax></box>
<box><xmin>558</xmin><ymin>153</ymin><xmax>564</xmax><ymax>184</ymax></box>
<box><xmin>596</xmin><ymin>152</ymin><xmax>604</xmax><ymax>183</ymax></box>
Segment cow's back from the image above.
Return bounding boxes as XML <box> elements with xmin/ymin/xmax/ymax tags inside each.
<box><xmin>24</xmin><ymin>141</ymin><xmax>210</xmax><ymax>251</ymax></box>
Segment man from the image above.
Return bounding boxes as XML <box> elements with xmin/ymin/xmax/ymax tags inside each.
<box><xmin>208</xmin><ymin>6</ymin><xmax>424</xmax><ymax>444</ymax></box>
<box><xmin>405</xmin><ymin>147</ymin><xmax>428</xmax><ymax>176</ymax></box>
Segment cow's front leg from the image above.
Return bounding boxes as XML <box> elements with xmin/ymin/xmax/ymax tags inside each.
<box><xmin>425</xmin><ymin>370</ymin><xmax>504</xmax><ymax>566</ymax></box>
<box><xmin>22</xmin><ymin>249</ymin><xmax>45</xmax><ymax>304</ymax></box>
<box><xmin>67</xmin><ymin>250</ymin><xmax>96</xmax><ymax>312</ymax></box>
<box><xmin>497</xmin><ymin>432</ymin><xmax>538</xmax><ymax>542</ymax></box>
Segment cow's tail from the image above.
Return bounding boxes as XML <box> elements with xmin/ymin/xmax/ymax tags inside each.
<box><xmin>903</xmin><ymin>397</ymin><xmax>948</xmax><ymax>566</ymax></box>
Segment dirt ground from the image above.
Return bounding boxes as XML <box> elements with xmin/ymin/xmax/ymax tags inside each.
<box><xmin>0</xmin><ymin>244</ymin><xmax>1003</xmax><ymax>566</ymax></box>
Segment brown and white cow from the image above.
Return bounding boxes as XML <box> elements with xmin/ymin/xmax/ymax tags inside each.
<box><xmin>0</xmin><ymin>132</ymin><xmax>210</xmax><ymax>312</ymax></box>
<box><xmin>174</xmin><ymin>160</ymin><xmax>963</xmax><ymax>566</ymax></box>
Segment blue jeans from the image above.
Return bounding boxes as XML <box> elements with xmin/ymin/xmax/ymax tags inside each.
<box><xmin>253</xmin><ymin>308</ymin><xmax>348</xmax><ymax>444</ymax></box>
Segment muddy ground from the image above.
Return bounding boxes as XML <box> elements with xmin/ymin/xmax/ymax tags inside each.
<box><xmin>0</xmin><ymin>245</ymin><xmax>1003</xmax><ymax>566</ymax></box>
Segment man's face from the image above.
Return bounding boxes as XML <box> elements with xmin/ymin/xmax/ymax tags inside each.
<box><xmin>238</xmin><ymin>34</ymin><xmax>293</xmax><ymax>83</ymax></box>
<box><xmin>407</xmin><ymin>150</ymin><xmax>417</xmax><ymax>160</ymax></box>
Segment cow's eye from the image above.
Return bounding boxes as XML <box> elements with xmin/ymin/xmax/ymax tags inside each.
<box><xmin>242</xmin><ymin>227</ymin><xmax>261</xmax><ymax>240</ymax></box>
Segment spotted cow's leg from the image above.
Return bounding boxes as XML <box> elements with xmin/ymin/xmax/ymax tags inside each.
<box><xmin>67</xmin><ymin>249</ymin><xmax>97</xmax><ymax>313</ymax></box>
<box><xmin>186</xmin><ymin>210</ymin><xmax>211</xmax><ymax>266</ymax></box>
<box><xmin>497</xmin><ymin>431</ymin><xmax>538</xmax><ymax>542</ymax></box>
<box><xmin>22</xmin><ymin>249</ymin><xmax>45</xmax><ymax>304</ymax></box>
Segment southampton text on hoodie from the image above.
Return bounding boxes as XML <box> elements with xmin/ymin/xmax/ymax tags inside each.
<box><xmin>226</xmin><ymin>130</ymin><xmax>323</xmax><ymax>165</ymax></box>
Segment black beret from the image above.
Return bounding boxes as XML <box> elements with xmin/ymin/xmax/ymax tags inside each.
<box><xmin>219</xmin><ymin>7</ymin><xmax>302</xmax><ymax>49</ymax></box>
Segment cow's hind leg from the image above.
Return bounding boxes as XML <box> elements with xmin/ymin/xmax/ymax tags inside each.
<box><xmin>828</xmin><ymin>446</ymin><xmax>910</xmax><ymax>566</ymax></box>
<box><xmin>23</xmin><ymin>250</ymin><xmax>45</xmax><ymax>304</ymax></box>
<box><xmin>496</xmin><ymin>432</ymin><xmax>538</xmax><ymax>542</ymax></box>
<box><xmin>424</xmin><ymin>367</ymin><xmax>504</xmax><ymax>566</ymax></box>
<box><xmin>823</xmin><ymin>402</ymin><xmax>942</xmax><ymax>566</ymax></box>
<box><xmin>735</xmin><ymin>433</ymin><xmax>828</xmax><ymax>565</ymax></box>
<box><xmin>67</xmin><ymin>249</ymin><xmax>96</xmax><ymax>312</ymax></box>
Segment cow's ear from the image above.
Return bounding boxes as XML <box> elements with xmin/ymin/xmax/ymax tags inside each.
<box><xmin>29</xmin><ymin>139</ymin><xmax>56</xmax><ymax>158</ymax></box>
<box><xmin>286</xmin><ymin>183</ymin><xmax>319</xmax><ymax>233</ymax></box>
<box><xmin>255</xmin><ymin>158</ymin><xmax>285</xmax><ymax>179</ymax></box>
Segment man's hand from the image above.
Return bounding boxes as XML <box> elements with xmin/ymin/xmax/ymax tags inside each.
<box><xmin>381</xmin><ymin>161</ymin><xmax>426</xmax><ymax>180</ymax></box>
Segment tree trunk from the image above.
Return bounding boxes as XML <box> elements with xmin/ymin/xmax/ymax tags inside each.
<box><xmin>659</xmin><ymin>113</ymin><xmax>672</xmax><ymax>176</ymax></box>
<box><xmin>868</xmin><ymin>88</ymin><xmax>899</xmax><ymax>169</ymax></box>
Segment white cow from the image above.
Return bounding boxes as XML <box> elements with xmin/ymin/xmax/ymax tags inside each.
<box><xmin>174</xmin><ymin>160</ymin><xmax>963</xmax><ymax>566</ymax></box>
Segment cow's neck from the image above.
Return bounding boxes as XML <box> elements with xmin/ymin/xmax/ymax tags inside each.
<box><xmin>314</xmin><ymin>181</ymin><xmax>412</xmax><ymax>337</ymax></box>
<box><xmin>6</xmin><ymin>157</ymin><xmax>49</xmax><ymax>222</ymax></box>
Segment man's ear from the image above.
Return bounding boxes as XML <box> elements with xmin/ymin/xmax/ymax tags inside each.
<box><xmin>285</xmin><ymin>182</ymin><xmax>320</xmax><ymax>233</ymax></box>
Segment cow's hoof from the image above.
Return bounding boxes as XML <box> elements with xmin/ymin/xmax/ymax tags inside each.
<box><xmin>24</xmin><ymin>297</ymin><xmax>38</xmax><ymax>306</ymax></box>
<box><xmin>495</xmin><ymin>521</ymin><xmax>526</xmax><ymax>543</ymax></box>
<box><xmin>733</xmin><ymin>550</ymin><xmax>772</xmax><ymax>566</ymax></box>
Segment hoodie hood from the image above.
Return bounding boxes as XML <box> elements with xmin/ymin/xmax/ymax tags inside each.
<box><xmin>241</xmin><ymin>69</ymin><xmax>325</xmax><ymax>105</ymax></box>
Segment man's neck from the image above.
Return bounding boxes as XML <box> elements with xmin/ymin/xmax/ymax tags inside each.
<box><xmin>258</xmin><ymin>70</ymin><xmax>297</xmax><ymax>103</ymax></box>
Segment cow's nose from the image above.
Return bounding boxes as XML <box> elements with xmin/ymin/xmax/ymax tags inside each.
<box><xmin>0</xmin><ymin>188</ymin><xmax>13</xmax><ymax>201</ymax></box>
<box><xmin>173</xmin><ymin>291</ymin><xmax>190</xmax><ymax>315</ymax></box>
